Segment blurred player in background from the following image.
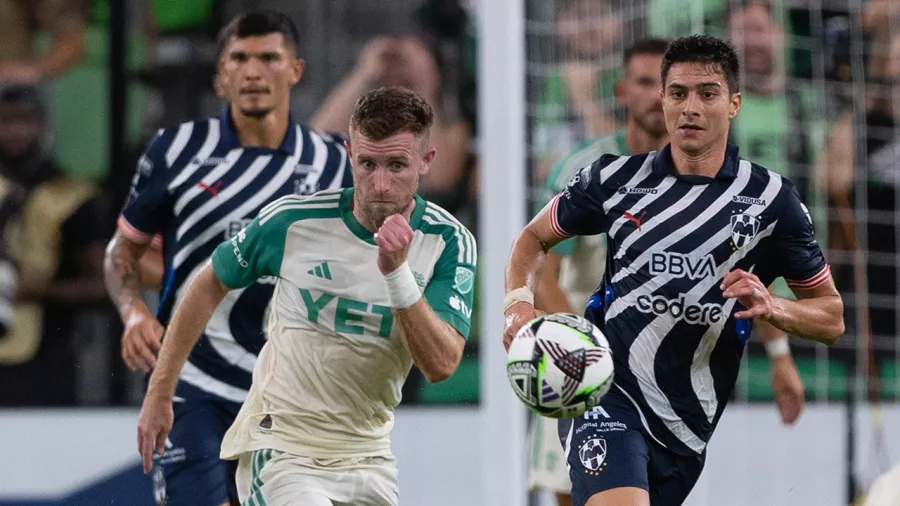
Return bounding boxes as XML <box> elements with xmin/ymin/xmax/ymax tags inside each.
<box><xmin>104</xmin><ymin>10</ymin><xmax>353</xmax><ymax>506</ymax></box>
<box><xmin>529</xmin><ymin>37</ymin><xmax>806</xmax><ymax>506</ymax></box>
<box><xmin>136</xmin><ymin>87</ymin><xmax>476</xmax><ymax>506</ymax></box>
<box><xmin>505</xmin><ymin>35</ymin><xmax>843</xmax><ymax>506</ymax></box>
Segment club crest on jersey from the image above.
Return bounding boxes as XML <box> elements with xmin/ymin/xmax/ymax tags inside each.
<box><xmin>730</xmin><ymin>213</ymin><xmax>760</xmax><ymax>249</ymax></box>
<box><xmin>579</xmin><ymin>438</ymin><xmax>609</xmax><ymax>475</ymax></box>
<box><xmin>454</xmin><ymin>267</ymin><xmax>474</xmax><ymax>294</ymax></box>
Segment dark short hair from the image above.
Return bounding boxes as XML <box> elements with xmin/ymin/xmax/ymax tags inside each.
<box><xmin>661</xmin><ymin>35</ymin><xmax>741</xmax><ymax>93</ymax></box>
<box><xmin>216</xmin><ymin>10</ymin><xmax>301</xmax><ymax>57</ymax></box>
<box><xmin>350</xmin><ymin>87</ymin><xmax>434</xmax><ymax>141</ymax></box>
<box><xmin>623</xmin><ymin>38</ymin><xmax>670</xmax><ymax>66</ymax></box>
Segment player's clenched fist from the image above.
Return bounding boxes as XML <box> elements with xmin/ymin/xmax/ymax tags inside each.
<box><xmin>375</xmin><ymin>214</ymin><xmax>414</xmax><ymax>274</ymax></box>
<box><xmin>136</xmin><ymin>393</ymin><xmax>174</xmax><ymax>474</ymax></box>
<box><xmin>503</xmin><ymin>302</ymin><xmax>545</xmax><ymax>351</ymax></box>
<box><xmin>122</xmin><ymin>306</ymin><xmax>164</xmax><ymax>372</ymax></box>
<box><xmin>721</xmin><ymin>269</ymin><xmax>774</xmax><ymax>320</ymax></box>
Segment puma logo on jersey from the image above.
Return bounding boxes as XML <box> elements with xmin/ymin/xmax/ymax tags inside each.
<box><xmin>623</xmin><ymin>210</ymin><xmax>648</xmax><ymax>230</ymax></box>
<box><xmin>198</xmin><ymin>180</ymin><xmax>223</xmax><ymax>196</ymax></box>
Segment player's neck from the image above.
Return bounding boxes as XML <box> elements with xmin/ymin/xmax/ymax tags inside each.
<box><xmin>231</xmin><ymin>108</ymin><xmax>290</xmax><ymax>150</ymax></box>
<box><xmin>670</xmin><ymin>142</ymin><xmax>727</xmax><ymax>178</ymax></box>
<box><xmin>625</xmin><ymin>121</ymin><xmax>668</xmax><ymax>154</ymax></box>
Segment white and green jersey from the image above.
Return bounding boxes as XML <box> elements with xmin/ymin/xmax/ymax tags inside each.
<box><xmin>211</xmin><ymin>188</ymin><xmax>477</xmax><ymax>460</ymax></box>
<box><xmin>543</xmin><ymin>131</ymin><xmax>628</xmax><ymax>311</ymax></box>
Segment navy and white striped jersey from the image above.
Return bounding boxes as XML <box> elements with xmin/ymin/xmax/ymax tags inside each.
<box><xmin>551</xmin><ymin>143</ymin><xmax>831</xmax><ymax>456</ymax></box>
<box><xmin>118</xmin><ymin>107</ymin><xmax>352</xmax><ymax>403</ymax></box>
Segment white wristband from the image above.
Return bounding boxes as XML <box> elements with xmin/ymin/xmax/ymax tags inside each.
<box><xmin>503</xmin><ymin>286</ymin><xmax>534</xmax><ymax>313</ymax></box>
<box><xmin>384</xmin><ymin>261</ymin><xmax>422</xmax><ymax>309</ymax></box>
<box><xmin>765</xmin><ymin>335</ymin><xmax>791</xmax><ymax>358</ymax></box>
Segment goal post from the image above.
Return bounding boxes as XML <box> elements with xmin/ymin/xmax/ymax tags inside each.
<box><xmin>477</xmin><ymin>0</ymin><xmax>529</xmax><ymax>505</ymax></box>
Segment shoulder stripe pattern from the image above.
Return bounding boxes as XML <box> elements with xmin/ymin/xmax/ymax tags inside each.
<box><xmin>423</xmin><ymin>203</ymin><xmax>476</xmax><ymax>265</ymax></box>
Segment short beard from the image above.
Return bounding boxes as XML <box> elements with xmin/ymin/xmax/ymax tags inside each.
<box><xmin>238</xmin><ymin>106</ymin><xmax>273</xmax><ymax>119</ymax></box>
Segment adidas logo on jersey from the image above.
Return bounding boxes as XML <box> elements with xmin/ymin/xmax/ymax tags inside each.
<box><xmin>307</xmin><ymin>262</ymin><xmax>333</xmax><ymax>280</ymax></box>
<box><xmin>259</xmin><ymin>414</ymin><xmax>273</xmax><ymax>429</ymax></box>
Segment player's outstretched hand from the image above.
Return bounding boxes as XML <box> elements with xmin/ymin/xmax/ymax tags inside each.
<box><xmin>122</xmin><ymin>306</ymin><xmax>164</xmax><ymax>372</ymax></box>
<box><xmin>503</xmin><ymin>302</ymin><xmax>544</xmax><ymax>351</ymax></box>
<box><xmin>721</xmin><ymin>269</ymin><xmax>773</xmax><ymax>320</ymax></box>
<box><xmin>137</xmin><ymin>393</ymin><xmax>174</xmax><ymax>474</ymax></box>
<box><xmin>771</xmin><ymin>355</ymin><xmax>805</xmax><ymax>425</ymax></box>
<box><xmin>375</xmin><ymin>214</ymin><xmax>414</xmax><ymax>274</ymax></box>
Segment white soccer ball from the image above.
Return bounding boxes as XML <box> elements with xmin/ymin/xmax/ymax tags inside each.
<box><xmin>507</xmin><ymin>313</ymin><xmax>614</xmax><ymax>418</ymax></box>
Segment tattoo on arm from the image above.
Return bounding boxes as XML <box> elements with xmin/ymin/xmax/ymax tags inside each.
<box><xmin>104</xmin><ymin>232</ymin><xmax>149</xmax><ymax>320</ymax></box>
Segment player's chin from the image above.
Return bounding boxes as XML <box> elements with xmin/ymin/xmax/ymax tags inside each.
<box><xmin>237</xmin><ymin>103</ymin><xmax>274</xmax><ymax>119</ymax></box>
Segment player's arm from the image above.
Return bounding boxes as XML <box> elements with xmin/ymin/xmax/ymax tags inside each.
<box><xmin>137</xmin><ymin>211</ymin><xmax>283</xmax><ymax>473</ymax></box>
<box><xmin>376</xmin><ymin>214</ymin><xmax>474</xmax><ymax>382</ymax></box>
<box><xmin>104</xmin><ymin>131</ymin><xmax>171</xmax><ymax>371</ymax></box>
<box><xmin>534</xmin><ymin>251</ymin><xmax>575</xmax><ymax>314</ymax></box>
<box><xmin>755</xmin><ymin>313</ymin><xmax>804</xmax><ymax>425</ymax></box>
<box><xmin>723</xmin><ymin>188</ymin><xmax>844</xmax><ymax>345</ymax></box>
<box><xmin>137</xmin><ymin>262</ymin><xmax>228</xmax><ymax>472</ymax></box>
<box><xmin>394</xmin><ymin>300</ymin><xmax>464</xmax><ymax>383</ymax></box>
<box><xmin>504</xmin><ymin>158</ymin><xmax>613</xmax><ymax>348</ymax></box>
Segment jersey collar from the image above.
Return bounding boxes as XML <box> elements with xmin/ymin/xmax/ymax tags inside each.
<box><xmin>339</xmin><ymin>188</ymin><xmax>427</xmax><ymax>245</ymax></box>
<box><xmin>651</xmin><ymin>142</ymin><xmax>740</xmax><ymax>182</ymax></box>
<box><xmin>218</xmin><ymin>106</ymin><xmax>298</xmax><ymax>155</ymax></box>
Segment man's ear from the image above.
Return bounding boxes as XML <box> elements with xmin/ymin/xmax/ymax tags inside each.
<box><xmin>290</xmin><ymin>58</ymin><xmax>306</xmax><ymax>86</ymax></box>
<box><xmin>421</xmin><ymin>146</ymin><xmax>436</xmax><ymax>175</ymax></box>
<box><xmin>729</xmin><ymin>91</ymin><xmax>742</xmax><ymax>119</ymax></box>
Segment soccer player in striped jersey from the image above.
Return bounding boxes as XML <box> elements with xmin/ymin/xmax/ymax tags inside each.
<box><xmin>136</xmin><ymin>87</ymin><xmax>475</xmax><ymax>506</ymax></box>
<box><xmin>104</xmin><ymin>11</ymin><xmax>352</xmax><ymax>506</ymax></box>
<box><xmin>529</xmin><ymin>38</ymin><xmax>806</xmax><ymax>506</ymax></box>
<box><xmin>504</xmin><ymin>35</ymin><xmax>844</xmax><ymax>506</ymax></box>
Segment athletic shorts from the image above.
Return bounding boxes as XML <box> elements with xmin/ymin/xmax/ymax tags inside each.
<box><xmin>527</xmin><ymin>411</ymin><xmax>572</xmax><ymax>493</ymax></box>
<box><xmin>558</xmin><ymin>388</ymin><xmax>706</xmax><ymax>506</ymax></box>
<box><xmin>151</xmin><ymin>382</ymin><xmax>242</xmax><ymax>506</ymax></box>
<box><xmin>236</xmin><ymin>449</ymin><xmax>399</xmax><ymax>506</ymax></box>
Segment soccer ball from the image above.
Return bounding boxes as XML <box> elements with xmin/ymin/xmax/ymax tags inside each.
<box><xmin>506</xmin><ymin>313</ymin><xmax>614</xmax><ymax>418</ymax></box>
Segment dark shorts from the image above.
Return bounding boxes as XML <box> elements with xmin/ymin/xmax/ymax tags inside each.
<box><xmin>152</xmin><ymin>382</ymin><xmax>242</xmax><ymax>506</ymax></box>
<box><xmin>558</xmin><ymin>388</ymin><xmax>706</xmax><ymax>506</ymax></box>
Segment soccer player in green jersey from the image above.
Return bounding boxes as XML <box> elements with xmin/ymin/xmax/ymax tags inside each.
<box><xmin>136</xmin><ymin>87</ymin><xmax>476</xmax><ymax>506</ymax></box>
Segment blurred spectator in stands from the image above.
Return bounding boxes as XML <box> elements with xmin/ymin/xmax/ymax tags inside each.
<box><xmin>819</xmin><ymin>31</ymin><xmax>900</xmax><ymax>344</ymax></box>
<box><xmin>312</xmin><ymin>36</ymin><xmax>474</xmax><ymax>217</ymax></box>
<box><xmin>727</xmin><ymin>0</ymin><xmax>828</xmax><ymax>308</ymax></box>
<box><xmin>0</xmin><ymin>0</ymin><xmax>86</xmax><ymax>83</ymax></box>
<box><xmin>727</xmin><ymin>0</ymin><xmax>825</xmax><ymax>202</ymax></box>
<box><xmin>0</xmin><ymin>85</ymin><xmax>107</xmax><ymax>406</ymax></box>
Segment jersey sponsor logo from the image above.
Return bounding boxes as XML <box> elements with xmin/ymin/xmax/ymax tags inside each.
<box><xmin>454</xmin><ymin>267</ymin><xmax>474</xmax><ymax>294</ymax></box>
<box><xmin>730</xmin><ymin>213</ymin><xmax>761</xmax><ymax>249</ymax></box>
<box><xmin>578</xmin><ymin>438</ymin><xmax>608</xmax><ymax>475</ymax></box>
<box><xmin>584</xmin><ymin>406</ymin><xmax>611</xmax><ymax>420</ymax></box>
<box><xmin>618</xmin><ymin>186</ymin><xmax>658</xmax><ymax>195</ymax></box>
<box><xmin>230</xmin><ymin>235</ymin><xmax>249</xmax><ymax>268</ymax></box>
<box><xmin>622</xmin><ymin>210</ymin><xmax>648</xmax><ymax>231</ymax></box>
<box><xmin>449</xmin><ymin>294</ymin><xmax>472</xmax><ymax>318</ymax></box>
<box><xmin>636</xmin><ymin>294</ymin><xmax>724</xmax><ymax>325</ymax></box>
<box><xmin>299</xmin><ymin>288</ymin><xmax>394</xmax><ymax>338</ymax></box>
<box><xmin>191</xmin><ymin>156</ymin><xmax>229</xmax><ymax>166</ymax></box>
<box><xmin>649</xmin><ymin>252</ymin><xmax>716</xmax><ymax>280</ymax></box>
<box><xmin>732</xmin><ymin>195</ymin><xmax>766</xmax><ymax>206</ymax></box>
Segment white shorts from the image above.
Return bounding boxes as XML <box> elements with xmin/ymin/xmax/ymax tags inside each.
<box><xmin>236</xmin><ymin>449</ymin><xmax>399</xmax><ymax>506</ymax></box>
<box><xmin>526</xmin><ymin>413</ymin><xmax>571</xmax><ymax>494</ymax></box>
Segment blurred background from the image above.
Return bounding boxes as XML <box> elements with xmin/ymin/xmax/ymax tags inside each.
<box><xmin>0</xmin><ymin>0</ymin><xmax>896</xmax><ymax>505</ymax></box>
